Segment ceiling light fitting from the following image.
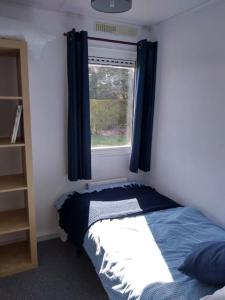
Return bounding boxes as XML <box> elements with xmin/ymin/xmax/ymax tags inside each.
<box><xmin>91</xmin><ymin>0</ymin><xmax>132</xmax><ymax>13</ymax></box>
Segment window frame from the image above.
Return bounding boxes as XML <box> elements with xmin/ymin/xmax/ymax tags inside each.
<box><xmin>88</xmin><ymin>58</ymin><xmax>136</xmax><ymax>152</ymax></box>
<box><xmin>88</xmin><ymin>44</ymin><xmax>136</xmax><ymax>154</ymax></box>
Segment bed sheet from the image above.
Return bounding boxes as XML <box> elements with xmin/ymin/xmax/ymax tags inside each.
<box><xmin>84</xmin><ymin>207</ymin><xmax>225</xmax><ymax>300</ymax></box>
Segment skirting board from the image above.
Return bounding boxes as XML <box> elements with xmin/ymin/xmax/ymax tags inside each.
<box><xmin>0</xmin><ymin>233</ymin><xmax>60</xmax><ymax>246</ymax></box>
<box><xmin>37</xmin><ymin>232</ymin><xmax>60</xmax><ymax>242</ymax></box>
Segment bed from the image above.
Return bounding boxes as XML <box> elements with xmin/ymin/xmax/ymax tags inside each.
<box><xmin>56</xmin><ymin>184</ymin><xmax>225</xmax><ymax>300</ymax></box>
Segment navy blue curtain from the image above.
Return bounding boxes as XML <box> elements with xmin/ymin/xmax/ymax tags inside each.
<box><xmin>67</xmin><ymin>29</ymin><xmax>91</xmax><ymax>181</ymax></box>
<box><xmin>130</xmin><ymin>40</ymin><xmax>158</xmax><ymax>173</ymax></box>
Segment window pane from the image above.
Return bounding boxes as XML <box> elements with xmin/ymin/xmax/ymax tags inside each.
<box><xmin>89</xmin><ymin>64</ymin><xmax>134</xmax><ymax>148</ymax></box>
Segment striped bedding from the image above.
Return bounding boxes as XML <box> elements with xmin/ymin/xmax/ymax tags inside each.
<box><xmin>83</xmin><ymin>207</ymin><xmax>225</xmax><ymax>300</ymax></box>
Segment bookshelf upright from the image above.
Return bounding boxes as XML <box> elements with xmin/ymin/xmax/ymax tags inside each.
<box><xmin>0</xmin><ymin>38</ymin><xmax>38</xmax><ymax>277</ymax></box>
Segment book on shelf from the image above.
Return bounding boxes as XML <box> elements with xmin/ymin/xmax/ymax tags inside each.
<box><xmin>11</xmin><ymin>105</ymin><xmax>23</xmax><ymax>144</ymax></box>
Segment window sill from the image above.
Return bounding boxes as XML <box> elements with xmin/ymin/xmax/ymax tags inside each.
<box><xmin>91</xmin><ymin>145</ymin><xmax>131</xmax><ymax>157</ymax></box>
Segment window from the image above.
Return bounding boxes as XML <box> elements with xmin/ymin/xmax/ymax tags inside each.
<box><xmin>89</xmin><ymin>62</ymin><xmax>135</xmax><ymax>148</ymax></box>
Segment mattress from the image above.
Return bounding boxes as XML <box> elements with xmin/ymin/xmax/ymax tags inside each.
<box><xmin>83</xmin><ymin>207</ymin><xmax>225</xmax><ymax>300</ymax></box>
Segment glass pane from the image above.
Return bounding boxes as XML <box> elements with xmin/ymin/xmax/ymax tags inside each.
<box><xmin>89</xmin><ymin>64</ymin><xmax>134</xmax><ymax>148</ymax></box>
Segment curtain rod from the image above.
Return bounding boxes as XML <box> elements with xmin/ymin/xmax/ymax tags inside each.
<box><xmin>63</xmin><ymin>32</ymin><xmax>137</xmax><ymax>46</ymax></box>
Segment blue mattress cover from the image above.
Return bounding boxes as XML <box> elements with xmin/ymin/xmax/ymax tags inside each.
<box><xmin>83</xmin><ymin>207</ymin><xmax>225</xmax><ymax>300</ymax></box>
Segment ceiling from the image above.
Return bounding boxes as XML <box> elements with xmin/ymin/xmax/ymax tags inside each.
<box><xmin>2</xmin><ymin>0</ymin><xmax>215</xmax><ymax>26</ymax></box>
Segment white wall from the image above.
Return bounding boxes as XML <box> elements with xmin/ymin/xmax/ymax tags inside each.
<box><xmin>151</xmin><ymin>0</ymin><xmax>225</xmax><ymax>227</ymax></box>
<box><xmin>0</xmin><ymin>2</ymin><xmax>151</xmax><ymax>239</ymax></box>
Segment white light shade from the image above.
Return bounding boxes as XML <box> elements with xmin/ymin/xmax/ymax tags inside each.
<box><xmin>91</xmin><ymin>0</ymin><xmax>132</xmax><ymax>13</ymax></box>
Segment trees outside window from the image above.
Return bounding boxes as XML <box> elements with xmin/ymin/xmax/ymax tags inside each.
<box><xmin>89</xmin><ymin>64</ymin><xmax>135</xmax><ymax>148</ymax></box>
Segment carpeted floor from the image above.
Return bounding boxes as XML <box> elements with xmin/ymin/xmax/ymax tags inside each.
<box><xmin>0</xmin><ymin>239</ymin><xmax>108</xmax><ymax>300</ymax></box>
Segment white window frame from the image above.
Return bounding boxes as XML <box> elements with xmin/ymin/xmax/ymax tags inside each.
<box><xmin>88</xmin><ymin>44</ymin><xmax>136</xmax><ymax>155</ymax></box>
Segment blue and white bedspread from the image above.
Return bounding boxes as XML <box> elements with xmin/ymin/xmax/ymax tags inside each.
<box><xmin>83</xmin><ymin>207</ymin><xmax>225</xmax><ymax>300</ymax></box>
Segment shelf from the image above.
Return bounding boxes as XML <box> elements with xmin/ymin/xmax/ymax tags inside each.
<box><xmin>0</xmin><ymin>209</ymin><xmax>29</xmax><ymax>235</ymax></box>
<box><xmin>0</xmin><ymin>48</ymin><xmax>19</xmax><ymax>57</ymax></box>
<box><xmin>0</xmin><ymin>138</ymin><xmax>25</xmax><ymax>148</ymax></box>
<box><xmin>0</xmin><ymin>38</ymin><xmax>38</xmax><ymax>276</ymax></box>
<box><xmin>0</xmin><ymin>241</ymin><xmax>34</xmax><ymax>278</ymax></box>
<box><xmin>0</xmin><ymin>175</ymin><xmax>27</xmax><ymax>193</ymax></box>
<box><xmin>0</xmin><ymin>96</ymin><xmax>22</xmax><ymax>100</ymax></box>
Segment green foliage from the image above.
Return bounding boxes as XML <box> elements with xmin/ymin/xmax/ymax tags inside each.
<box><xmin>89</xmin><ymin>65</ymin><xmax>133</xmax><ymax>101</ymax></box>
<box><xmin>90</xmin><ymin>99</ymin><xmax>128</xmax><ymax>135</ymax></box>
<box><xmin>91</xmin><ymin>135</ymin><xmax>129</xmax><ymax>147</ymax></box>
<box><xmin>89</xmin><ymin>64</ymin><xmax>134</xmax><ymax>147</ymax></box>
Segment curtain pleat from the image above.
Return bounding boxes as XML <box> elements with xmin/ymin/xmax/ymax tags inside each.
<box><xmin>130</xmin><ymin>40</ymin><xmax>158</xmax><ymax>173</ymax></box>
<box><xmin>67</xmin><ymin>29</ymin><xmax>91</xmax><ymax>181</ymax></box>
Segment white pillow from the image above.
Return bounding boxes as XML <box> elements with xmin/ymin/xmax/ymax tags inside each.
<box><xmin>200</xmin><ymin>287</ymin><xmax>225</xmax><ymax>300</ymax></box>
